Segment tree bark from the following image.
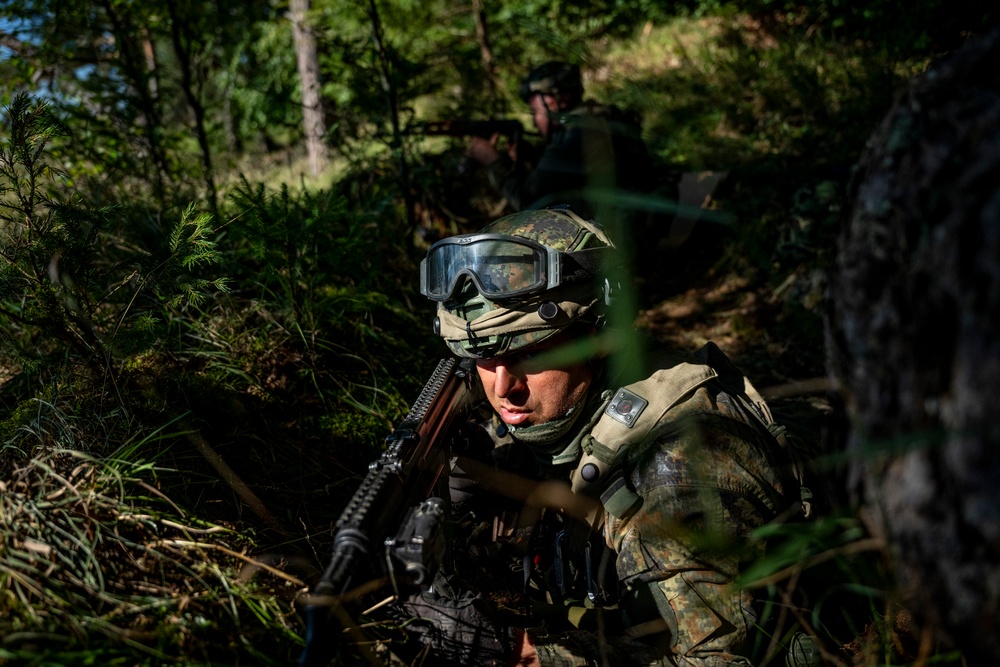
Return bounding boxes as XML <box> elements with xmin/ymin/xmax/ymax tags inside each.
<box><xmin>100</xmin><ymin>0</ymin><xmax>169</xmax><ymax>206</ymax></box>
<box><xmin>366</xmin><ymin>0</ymin><xmax>416</xmax><ymax>240</ymax></box>
<box><xmin>826</xmin><ymin>27</ymin><xmax>1000</xmax><ymax>663</ymax></box>
<box><xmin>166</xmin><ymin>0</ymin><xmax>218</xmax><ymax>216</ymax></box>
<box><xmin>472</xmin><ymin>0</ymin><xmax>499</xmax><ymax>96</ymax></box>
<box><xmin>289</xmin><ymin>0</ymin><xmax>328</xmax><ymax>178</ymax></box>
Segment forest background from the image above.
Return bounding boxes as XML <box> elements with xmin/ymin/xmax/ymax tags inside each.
<box><xmin>0</xmin><ymin>0</ymin><xmax>996</xmax><ymax>665</ymax></box>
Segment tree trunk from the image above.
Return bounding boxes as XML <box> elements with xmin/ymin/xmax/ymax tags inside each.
<box><xmin>166</xmin><ymin>1</ymin><xmax>218</xmax><ymax>216</ymax></box>
<box><xmin>826</xmin><ymin>27</ymin><xmax>1000</xmax><ymax>663</ymax></box>
<box><xmin>472</xmin><ymin>0</ymin><xmax>499</xmax><ymax>97</ymax></box>
<box><xmin>141</xmin><ymin>28</ymin><xmax>159</xmax><ymax>98</ymax></box>
<box><xmin>289</xmin><ymin>0</ymin><xmax>328</xmax><ymax>178</ymax></box>
<box><xmin>100</xmin><ymin>0</ymin><xmax>169</xmax><ymax>207</ymax></box>
<box><xmin>367</xmin><ymin>0</ymin><xmax>416</xmax><ymax>240</ymax></box>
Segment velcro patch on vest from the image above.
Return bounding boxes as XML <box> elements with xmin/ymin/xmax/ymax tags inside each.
<box><xmin>591</xmin><ymin>362</ymin><xmax>718</xmax><ymax>449</ymax></box>
<box><xmin>605</xmin><ymin>388</ymin><xmax>648</xmax><ymax>428</ymax></box>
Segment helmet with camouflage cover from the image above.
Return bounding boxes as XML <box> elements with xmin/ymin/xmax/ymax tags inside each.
<box><xmin>519</xmin><ymin>62</ymin><xmax>584</xmax><ymax>105</ymax></box>
<box><xmin>421</xmin><ymin>207</ymin><xmax>617</xmax><ymax>359</ymax></box>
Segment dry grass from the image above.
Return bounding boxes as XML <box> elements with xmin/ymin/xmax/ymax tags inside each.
<box><xmin>0</xmin><ymin>442</ymin><xmax>301</xmax><ymax>664</ymax></box>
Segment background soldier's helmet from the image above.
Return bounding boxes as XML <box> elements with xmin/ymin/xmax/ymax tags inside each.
<box><xmin>424</xmin><ymin>208</ymin><xmax>616</xmax><ymax>359</ymax></box>
<box><xmin>519</xmin><ymin>62</ymin><xmax>584</xmax><ymax>104</ymax></box>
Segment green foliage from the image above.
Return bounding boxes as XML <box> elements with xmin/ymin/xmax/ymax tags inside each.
<box><xmin>0</xmin><ymin>93</ymin><xmax>106</xmax><ymax>360</ymax></box>
<box><xmin>0</xmin><ymin>445</ymin><xmax>300</xmax><ymax>666</ymax></box>
<box><xmin>220</xmin><ymin>20</ymin><xmax>301</xmax><ymax>152</ymax></box>
<box><xmin>720</xmin><ymin>0</ymin><xmax>994</xmax><ymax>57</ymax></box>
<box><xmin>2</xmin><ymin>0</ymin><xmax>290</xmax><ymax>208</ymax></box>
<box><xmin>227</xmin><ymin>178</ymin><xmax>351</xmax><ymax>320</ymax></box>
<box><xmin>595</xmin><ymin>18</ymin><xmax>909</xmax><ymax>170</ymax></box>
<box><xmin>1</xmin><ymin>3</ymin><xmax>993</xmax><ymax>664</ymax></box>
<box><xmin>222</xmin><ymin>176</ymin><xmax>436</xmax><ymax>396</ymax></box>
<box><xmin>0</xmin><ymin>94</ymin><xmax>233</xmax><ymax>368</ymax></box>
<box><xmin>162</xmin><ymin>204</ymin><xmax>231</xmax><ymax>308</ymax></box>
<box><xmin>741</xmin><ymin>514</ymin><xmax>905</xmax><ymax>664</ymax></box>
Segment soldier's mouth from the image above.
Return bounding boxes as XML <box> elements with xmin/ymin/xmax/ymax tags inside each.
<box><xmin>499</xmin><ymin>406</ymin><xmax>531</xmax><ymax>425</ymax></box>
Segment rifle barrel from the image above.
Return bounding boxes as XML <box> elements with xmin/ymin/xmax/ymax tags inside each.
<box><xmin>419</xmin><ymin>119</ymin><xmax>526</xmax><ymax>139</ymax></box>
<box><xmin>299</xmin><ymin>357</ymin><xmax>482</xmax><ymax>665</ymax></box>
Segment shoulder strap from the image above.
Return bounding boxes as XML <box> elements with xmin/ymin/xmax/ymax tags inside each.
<box><xmin>726</xmin><ymin>371</ymin><xmax>815</xmax><ymax>520</ymax></box>
<box><xmin>572</xmin><ymin>344</ymin><xmax>814</xmax><ymax>521</ymax></box>
<box><xmin>570</xmin><ymin>361</ymin><xmax>719</xmax><ymax>519</ymax></box>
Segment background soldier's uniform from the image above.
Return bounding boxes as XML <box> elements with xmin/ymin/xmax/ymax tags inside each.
<box><xmin>486</xmin><ymin>101</ymin><xmax>657</xmax><ymax>218</ymax></box>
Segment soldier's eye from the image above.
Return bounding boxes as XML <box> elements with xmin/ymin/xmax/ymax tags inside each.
<box><xmin>476</xmin><ymin>358</ymin><xmax>499</xmax><ymax>372</ymax></box>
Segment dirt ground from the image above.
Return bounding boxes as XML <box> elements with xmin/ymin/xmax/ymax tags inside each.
<box><xmin>629</xmin><ymin>192</ymin><xmax>843</xmax><ymax>520</ymax></box>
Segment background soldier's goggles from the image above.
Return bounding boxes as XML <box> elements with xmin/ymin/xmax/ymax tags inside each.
<box><xmin>420</xmin><ymin>234</ymin><xmax>563</xmax><ymax>302</ymax></box>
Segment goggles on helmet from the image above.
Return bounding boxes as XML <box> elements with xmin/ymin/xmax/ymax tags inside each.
<box><xmin>420</xmin><ymin>233</ymin><xmax>595</xmax><ymax>303</ymax></box>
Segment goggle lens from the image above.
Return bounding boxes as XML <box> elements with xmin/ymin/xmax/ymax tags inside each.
<box><xmin>422</xmin><ymin>236</ymin><xmax>553</xmax><ymax>301</ymax></box>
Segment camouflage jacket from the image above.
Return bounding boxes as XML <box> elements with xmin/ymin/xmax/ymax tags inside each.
<box><xmin>455</xmin><ymin>343</ymin><xmax>792</xmax><ymax>667</ymax></box>
<box><xmin>484</xmin><ymin>100</ymin><xmax>656</xmax><ymax>218</ymax></box>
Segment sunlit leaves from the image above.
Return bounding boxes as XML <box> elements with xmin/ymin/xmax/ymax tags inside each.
<box><xmin>163</xmin><ymin>204</ymin><xmax>229</xmax><ymax>307</ymax></box>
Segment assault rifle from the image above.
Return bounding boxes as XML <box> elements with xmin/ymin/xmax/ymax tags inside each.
<box><xmin>420</xmin><ymin>118</ymin><xmax>528</xmax><ymax>142</ymax></box>
<box><xmin>299</xmin><ymin>357</ymin><xmax>484</xmax><ymax>666</ymax></box>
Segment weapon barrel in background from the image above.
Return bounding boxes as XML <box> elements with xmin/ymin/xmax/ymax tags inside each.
<box><xmin>419</xmin><ymin>118</ymin><xmax>526</xmax><ymax>140</ymax></box>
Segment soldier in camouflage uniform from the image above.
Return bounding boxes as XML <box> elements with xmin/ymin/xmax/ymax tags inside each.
<box><xmin>467</xmin><ymin>62</ymin><xmax>656</xmax><ymax>219</ymax></box>
<box><xmin>407</xmin><ymin>206</ymin><xmax>795</xmax><ymax>666</ymax></box>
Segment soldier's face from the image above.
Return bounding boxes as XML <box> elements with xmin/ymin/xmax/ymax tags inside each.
<box><xmin>475</xmin><ymin>341</ymin><xmax>592</xmax><ymax>427</ymax></box>
<box><xmin>529</xmin><ymin>94</ymin><xmax>560</xmax><ymax>139</ymax></box>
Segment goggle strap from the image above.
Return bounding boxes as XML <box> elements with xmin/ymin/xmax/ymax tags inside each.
<box><xmin>565</xmin><ymin>247</ymin><xmax>611</xmax><ymax>280</ymax></box>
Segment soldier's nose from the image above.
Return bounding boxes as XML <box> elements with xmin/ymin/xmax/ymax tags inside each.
<box><xmin>493</xmin><ymin>361</ymin><xmax>525</xmax><ymax>398</ymax></box>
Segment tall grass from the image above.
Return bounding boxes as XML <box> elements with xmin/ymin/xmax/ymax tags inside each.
<box><xmin>0</xmin><ymin>428</ymin><xmax>302</xmax><ymax>665</ymax></box>
<box><xmin>1</xmin><ymin>92</ymin><xmax>437</xmax><ymax>664</ymax></box>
